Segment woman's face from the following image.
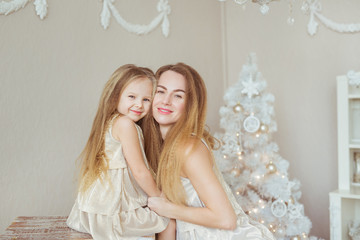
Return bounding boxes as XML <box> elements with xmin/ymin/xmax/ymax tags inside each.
<box><xmin>153</xmin><ymin>70</ymin><xmax>187</xmax><ymax>129</ymax></box>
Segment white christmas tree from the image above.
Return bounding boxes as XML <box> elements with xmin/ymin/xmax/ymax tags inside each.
<box><xmin>214</xmin><ymin>53</ymin><xmax>319</xmax><ymax>240</ymax></box>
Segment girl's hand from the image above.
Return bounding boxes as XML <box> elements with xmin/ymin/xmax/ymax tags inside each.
<box><xmin>148</xmin><ymin>196</ymin><xmax>173</xmax><ymax>218</ymax></box>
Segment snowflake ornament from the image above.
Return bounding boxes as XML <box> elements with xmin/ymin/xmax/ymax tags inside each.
<box><xmin>241</xmin><ymin>75</ymin><xmax>260</xmax><ymax>98</ymax></box>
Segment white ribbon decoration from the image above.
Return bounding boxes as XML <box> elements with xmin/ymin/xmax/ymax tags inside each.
<box><xmin>101</xmin><ymin>0</ymin><xmax>171</xmax><ymax>37</ymax></box>
<box><xmin>0</xmin><ymin>0</ymin><xmax>47</xmax><ymax>19</ymax></box>
<box><xmin>303</xmin><ymin>0</ymin><xmax>360</xmax><ymax>36</ymax></box>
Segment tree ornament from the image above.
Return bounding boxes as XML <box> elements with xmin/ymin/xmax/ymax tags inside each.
<box><xmin>288</xmin><ymin>196</ymin><xmax>295</xmax><ymax>204</ymax></box>
<box><xmin>271</xmin><ymin>199</ymin><xmax>287</xmax><ymax>218</ymax></box>
<box><xmin>243</xmin><ymin>115</ymin><xmax>260</xmax><ymax>133</ymax></box>
<box><xmin>231</xmin><ymin>168</ymin><xmax>241</xmax><ymax>177</ymax></box>
<box><xmin>233</xmin><ymin>103</ymin><xmax>243</xmax><ymax>113</ymax></box>
<box><xmin>241</xmin><ymin>74</ymin><xmax>260</xmax><ymax>98</ymax></box>
<box><xmin>288</xmin><ymin>204</ymin><xmax>302</xmax><ymax>220</ymax></box>
<box><xmin>274</xmin><ymin>225</ymin><xmax>285</xmax><ymax>238</ymax></box>
<box><xmin>260</xmin><ymin>124</ymin><xmax>268</xmax><ymax>132</ymax></box>
<box><xmin>266</xmin><ymin>161</ymin><xmax>277</xmax><ymax>173</ymax></box>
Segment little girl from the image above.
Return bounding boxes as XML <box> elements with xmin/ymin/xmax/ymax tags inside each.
<box><xmin>66</xmin><ymin>64</ymin><xmax>174</xmax><ymax>240</ymax></box>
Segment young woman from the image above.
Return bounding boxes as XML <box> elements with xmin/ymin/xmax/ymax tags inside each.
<box><xmin>145</xmin><ymin>63</ymin><xmax>275</xmax><ymax>239</ymax></box>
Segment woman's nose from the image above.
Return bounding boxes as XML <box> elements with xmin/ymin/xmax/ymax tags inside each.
<box><xmin>162</xmin><ymin>93</ymin><xmax>171</xmax><ymax>105</ymax></box>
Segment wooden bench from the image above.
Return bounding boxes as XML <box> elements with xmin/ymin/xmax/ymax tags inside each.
<box><xmin>0</xmin><ymin>216</ymin><xmax>92</xmax><ymax>239</ymax></box>
<box><xmin>0</xmin><ymin>216</ymin><xmax>156</xmax><ymax>239</ymax></box>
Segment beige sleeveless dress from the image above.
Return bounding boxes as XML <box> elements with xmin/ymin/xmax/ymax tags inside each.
<box><xmin>176</xmin><ymin>140</ymin><xmax>275</xmax><ymax>240</ymax></box>
<box><xmin>67</xmin><ymin>119</ymin><xmax>169</xmax><ymax>240</ymax></box>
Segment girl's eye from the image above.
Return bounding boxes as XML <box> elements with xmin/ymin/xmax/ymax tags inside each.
<box><xmin>156</xmin><ymin>90</ymin><xmax>165</xmax><ymax>94</ymax></box>
<box><xmin>143</xmin><ymin>98</ymin><xmax>151</xmax><ymax>102</ymax></box>
<box><xmin>128</xmin><ymin>95</ymin><xmax>135</xmax><ymax>99</ymax></box>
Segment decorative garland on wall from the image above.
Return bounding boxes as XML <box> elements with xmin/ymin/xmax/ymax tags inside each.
<box><xmin>100</xmin><ymin>0</ymin><xmax>170</xmax><ymax>37</ymax></box>
<box><xmin>301</xmin><ymin>0</ymin><xmax>360</xmax><ymax>36</ymax></box>
<box><xmin>0</xmin><ymin>0</ymin><xmax>47</xmax><ymax>19</ymax></box>
<box><xmin>2</xmin><ymin>0</ymin><xmax>360</xmax><ymax>37</ymax></box>
<box><xmin>0</xmin><ymin>0</ymin><xmax>170</xmax><ymax>37</ymax></box>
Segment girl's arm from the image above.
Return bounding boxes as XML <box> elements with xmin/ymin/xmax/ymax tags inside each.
<box><xmin>113</xmin><ymin>116</ymin><xmax>161</xmax><ymax>197</ymax></box>
<box><xmin>148</xmin><ymin>139</ymin><xmax>237</xmax><ymax>230</ymax></box>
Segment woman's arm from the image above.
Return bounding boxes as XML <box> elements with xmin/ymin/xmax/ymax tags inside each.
<box><xmin>148</xmin><ymin>139</ymin><xmax>237</xmax><ymax>230</ymax></box>
<box><xmin>113</xmin><ymin>116</ymin><xmax>161</xmax><ymax>197</ymax></box>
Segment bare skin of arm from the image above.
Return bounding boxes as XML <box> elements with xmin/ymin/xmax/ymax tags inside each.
<box><xmin>148</xmin><ymin>139</ymin><xmax>237</xmax><ymax>230</ymax></box>
<box><xmin>113</xmin><ymin>116</ymin><xmax>175</xmax><ymax>239</ymax></box>
<box><xmin>113</xmin><ymin>116</ymin><xmax>161</xmax><ymax>197</ymax></box>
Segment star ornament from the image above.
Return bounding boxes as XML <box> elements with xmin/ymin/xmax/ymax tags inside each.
<box><xmin>241</xmin><ymin>78</ymin><xmax>260</xmax><ymax>98</ymax></box>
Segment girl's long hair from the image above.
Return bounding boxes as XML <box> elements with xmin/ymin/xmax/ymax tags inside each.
<box><xmin>144</xmin><ymin>63</ymin><xmax>218</xmax><ymax>205</ymax></box>
<box><xmin>78</xmin><ymin>64</ymin><xmax>156</xmax><ymax>193</ymax></box>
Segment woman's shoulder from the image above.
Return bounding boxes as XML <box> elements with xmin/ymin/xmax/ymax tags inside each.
<box><xmin>183</xmin><ymin>137</ymin><xmax>211</xmax><ymax>163</ymax></box>
<box><xmin>184</xmin><ymin>137</ymin><xmax>209</xmax><ymax>151</ymax></box>
<box><xmin>182</xmin><ymin>137</ymin><xmax>214</xmax><ymax>178</ymax></box>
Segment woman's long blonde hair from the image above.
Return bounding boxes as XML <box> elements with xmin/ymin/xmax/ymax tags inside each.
<box><xmin>78</xmin><ymin>64</ymin><xmax>156</xmax><ymax>193</ymax></box>
<box><xmin>144</xmin><ymin>63</ymin><xmax>218</xmax><ymax>205</ymax></box>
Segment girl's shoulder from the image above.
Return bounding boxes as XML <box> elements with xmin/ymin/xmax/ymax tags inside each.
<box><xmin>114</xmin><ymin>115</ymin><xmax>136</xmax><ymax>128</ymax></box>
<box><xmin>112</xmin><ymin>115</ymin><xmax>139</xmax><ymax>141</ymax></box>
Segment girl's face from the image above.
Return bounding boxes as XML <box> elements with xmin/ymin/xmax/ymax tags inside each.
<box><xmin>153</xmin><ymin>70</ymin><xmax>187</xmax><ymax>128</ymax></box>
<box><xmin>117</xmin><ymin>77</ymin><xmax>153</xmax><ymax>122</ymax></box>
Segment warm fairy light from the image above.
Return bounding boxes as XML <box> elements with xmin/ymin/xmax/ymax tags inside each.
<box><xmin>223</xmin><ymin>155</ymin><xmax>227</xmax><ymax>159</ymax></box>
<box><xmin>260</xmin><ymin>220</ymin><xmax>264</xmax><ymax>224</ymax></box>
<box><xmin>282</xmin><ymin>175</ymin><xmax>285</xmax><ymax>178</ymax></box>
<box><xmin>238</xmin><ymin>156</ymin><xmax>242</xmax><ymax>160</ymax></box>
<box><xmin>236</xmin><ymin>132</ymin><xmax>240</xmax><ymax>136</ymax></box>
<box><xmin>253</xmin><ymin>208</ymin><xmax>258</xmax><ymax>213</ymax></box>
<box><xmin>256</xmin><ymin>134</ymin><xmax>260</xmax><ymax>138</ymax></box>
<box><xmin>256</xmin><ymin>175</ymin><xmax>260</xmax><ymax>179</ymax></box>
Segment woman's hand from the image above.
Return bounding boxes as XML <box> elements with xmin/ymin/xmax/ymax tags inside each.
<box><xmin>148</xmin><ymin>196</ymin><xmax>174</xmax><ymax>218</ymax></box>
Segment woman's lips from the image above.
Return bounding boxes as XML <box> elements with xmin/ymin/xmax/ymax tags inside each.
<box><xmin>158</xmin><ymin>108</ymin><xmax>172</xmax><ymax>114</ymax></box>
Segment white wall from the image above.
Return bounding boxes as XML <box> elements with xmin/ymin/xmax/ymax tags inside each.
<box><xmin>0</xmin><ymin>0</ymin><xmax>223</xmax><ymax>233</ymax></box>
<box><xmin>223</xmin><ymin>0</ymin><xmax>360</xmax><ymax>239</ymax></box>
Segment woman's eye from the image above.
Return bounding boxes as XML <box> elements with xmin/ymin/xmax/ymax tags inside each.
<box><xmin>143</xmin><ymin>98</ymin><xmax>151</xmax><ymax>102</ymax></box>
<box><xmin>175</xmin><ymin>94</ymin><xmax>183</xmax><ymax>99</ymax></box>
<box><xmin>128</xmin><ymin>95</ymin><xmax>135</xmax><ymax>99</ymax></box>
<box><xmin>156</xmin><ymin>90</ymin><xmax>164</xmax><ymax>94</ymax></box>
